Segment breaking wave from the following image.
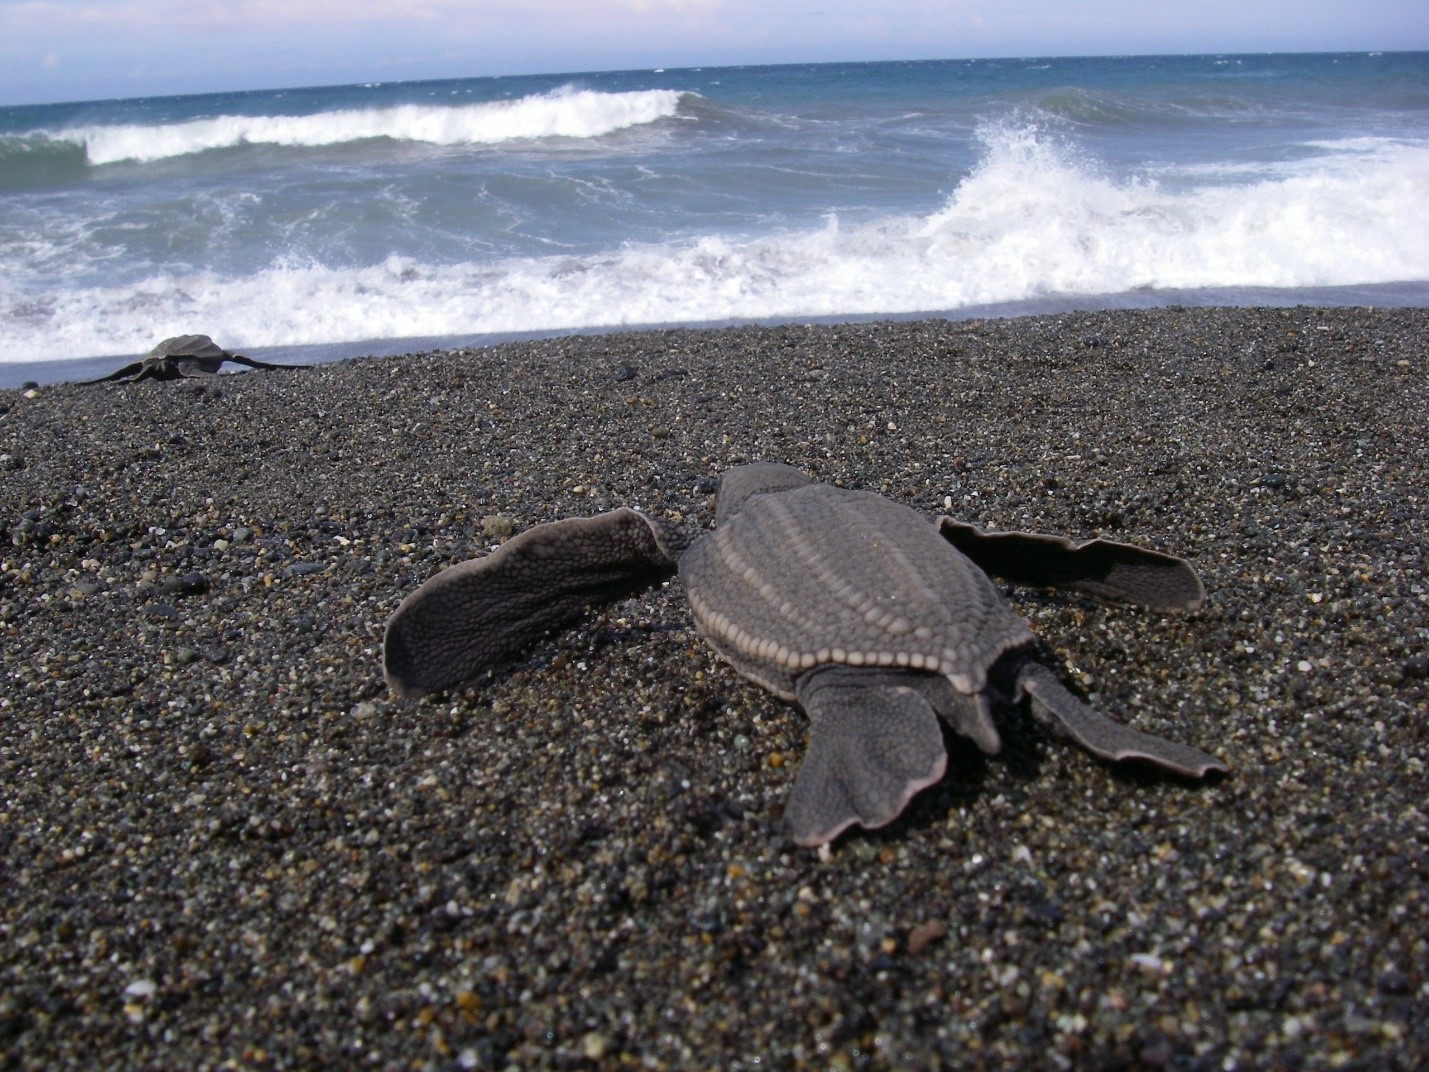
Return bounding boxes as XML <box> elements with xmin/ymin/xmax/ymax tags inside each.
<box><xmin>34</xmin><ymin>86</ymin><xmax>689</xmax><ymax>165</ymax></box>
<box><xmin>5</xmin><ymin>124</ymin><xmax>1428</xmax><ymax>364</ymax></box>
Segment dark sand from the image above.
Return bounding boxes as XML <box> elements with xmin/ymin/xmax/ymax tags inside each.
<box><xmin>2</xmin><ymin>307</ymin><xmax>1425</xmax><ymax>1070</ymax></box>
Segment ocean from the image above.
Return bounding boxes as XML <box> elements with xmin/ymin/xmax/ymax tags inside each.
<box><xmin>2</xmin><ymin>52</ymin><xmax>1427</xmax><ymax>385</ymax></box>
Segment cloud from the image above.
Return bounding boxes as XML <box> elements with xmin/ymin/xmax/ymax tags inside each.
<box><xmin>3</xmin><ymin>0</ymin><xmax>720</xmax><ymax>34</ymax></box>
<box><xmin>0</xmin><ymin>0</ymin><xmax>453</xmax><ymax>32</ymax></box>
<box><xmin>43</xmin><ymin>49</ymin><xmax>58</xmax><ymax>66</ymax></box>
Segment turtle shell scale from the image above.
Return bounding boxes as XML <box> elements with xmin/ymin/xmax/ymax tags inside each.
<box><xmin>679</xmin><ymin>483</ymin><xmax>1034</xmax><ymax>702</ymax></box>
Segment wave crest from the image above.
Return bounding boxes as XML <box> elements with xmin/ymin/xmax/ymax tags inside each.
<box><xmin>912</xmin><ymin>124</ymin><xmax>1429</xmax><ymax>295</ymax></box>
<box><xmin>47</xmin><ymin>86</ymin><xmax>688</xmax><ymax>165</ymax></box>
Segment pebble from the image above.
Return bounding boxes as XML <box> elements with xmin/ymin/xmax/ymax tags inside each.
<box><xmin>906</xmin><ymin>920</ymin><xmax>948</xmax><ymax>955</ymax></box>
<box><xmin>581</xmin><ymin>1032</ymin><xmax>611</xmax><ymax>1059</ymax></box>
<box><xmin>481</xmin><ymin>514</ymin><xmax>515</xmax><ymax>538</ymax></box>
<box><xmin>159</xmin><ymin>570</ymin><xmax>209</xmax><ymax>597</ymax></box>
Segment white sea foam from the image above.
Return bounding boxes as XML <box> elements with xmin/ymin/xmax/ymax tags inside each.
<box><xmin>53</xmin><ymin>87</ymin><xmax>686</xmax><ymax>165</ymax></box>
<box><xmin>5</xmin><ymin>126</ymin><xmax>1428</xmax><ymax>364</ymax></box>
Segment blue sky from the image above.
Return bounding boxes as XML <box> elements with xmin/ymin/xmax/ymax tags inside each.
<box><xmin>2</xmin><ymin>0</ymin><xmax>1425</xmax><ymax>106</ymax></box>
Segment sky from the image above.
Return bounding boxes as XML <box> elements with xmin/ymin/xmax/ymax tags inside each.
<box><xmin>2</xmin><ymin>0</ymin><xmax>1426</xmax><ymax>106</ymax></box>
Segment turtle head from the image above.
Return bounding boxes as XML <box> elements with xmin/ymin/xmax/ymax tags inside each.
<box><xmin>715</xmin><ymin>463</ymin><xmax>812</xmax><ymax>525</ymax></box>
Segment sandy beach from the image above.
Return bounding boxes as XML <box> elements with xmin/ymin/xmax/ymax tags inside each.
<box><xmin>2</xmin><ymin>306</ymin><xmax>1425</xmax><ymax>1070</ymax></box>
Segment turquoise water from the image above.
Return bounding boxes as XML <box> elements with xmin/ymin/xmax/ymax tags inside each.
<box><xmin>2</xmin><ymin>52</ymin><xmax>1427</xmax><ymax>380</ymax></box>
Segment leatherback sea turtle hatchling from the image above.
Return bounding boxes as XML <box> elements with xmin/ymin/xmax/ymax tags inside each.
<box><xmin>82</xmin><ymin>334</ymin><xmax>308</xmax><ymax>384</ymax></box>
<box><xmin>384</xmin><ymin>463</ymin><xmax>1227</xmax><ymax>846</ymax></box>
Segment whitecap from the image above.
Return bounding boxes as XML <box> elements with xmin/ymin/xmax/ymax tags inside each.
<box><xmin>43</xmin><ymin>86</ymin><xmax>688</xmax><ymax>166</ymax></box>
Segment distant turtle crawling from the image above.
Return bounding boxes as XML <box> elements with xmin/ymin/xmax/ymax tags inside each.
<box><xmin>82</xmin><ymin>334</ymin><xmax>308</xmax><ymax>384</ymax></box>
<box><xmin>384</xmin><ymin>463</ymin><xmax>1227</xmax><ymax>846</ymax></box>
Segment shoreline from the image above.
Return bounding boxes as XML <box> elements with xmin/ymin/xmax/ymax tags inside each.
<box><xmin>5</xmin><ymin>280</ymin><xmax>1429</xmax><ymax>389</ymax></box>
<box><xmin>2</xmin><ymin>306</ymin><xmax>1426</xmax><ymax>1068</ymax></box>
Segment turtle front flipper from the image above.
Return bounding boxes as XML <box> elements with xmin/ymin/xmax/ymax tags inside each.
<box><xmin>785</xmin><ymin>668</ymin><xmax>948</xmax><ymax>846</ymax></box>
<box><xmin>384</xmin><ymin>509</ymin><xmax>686</xmax><ymax>699</ymax></box>
<box><xmin>937</xmin><ymin>519</ymin><xmax>1205</xmax><ymax>612</ymax></box>
<box><xmin>79</xmin><ymin>361</ymin><xmax>145</xmax><ymax>385</ymax></box>
<box><xmin>1017</xmin><ymin>662</ymin><xmax>1227</xmax><ymax>777</ymax></box>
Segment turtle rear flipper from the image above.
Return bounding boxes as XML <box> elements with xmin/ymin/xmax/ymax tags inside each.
<box><xmin>1017</xmin><ymin>662</ymin><xmax>1226</xmax><ymax>777</ymax></box>
<box><xmin>785</xmin><ymin>668</ymin><xmax>948</xmax><ymax>846</ymax></box>
<box><xmin>938</xmin><ymin>520</ymin><xmax>1205</xmax><ymax>612</ymax></box>
<box><xmin>384</xmin><ymin>508</ymin><xmax>684</xmax><ymax>699</ymax></box>
<box><xmin>227</xmin><ymin>353</ymin><xmax>310</xmax><ymax>372</ymax></box>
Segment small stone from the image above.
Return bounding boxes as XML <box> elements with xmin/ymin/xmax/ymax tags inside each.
<box><xmin>849</xmin><ymin>841</ymin><xmax>879</xmax><ymax>862</ymax></box>
<box><xmin>1343</xmin><ymin>1008</ymin><xmax>1377</xmax><ymax>1034</ymax></box>
<box><xmin>1376</xmin><ymin>969</ymin><xmax>1410</xmax><ymax>995</ymax></box>
<box><xmin>581</xmin><ymin>1032</ymin><xmax>610</xmax><ymax>1060</ymax></box>
<box><xmin>1402</xmin><ymin>655</ymin><xmax>1428</xmax><ymax>680</ymax></box>
<box><xmin>454</xmin><ymin>990</ymin><xmax>481</xmax><ymax>1012</ymax></box>
<box><xmin>482</xmin><ymin>515</ymin><xmax>515</xmax><ymax>538</ymax></box>
<box><xmin>906</xmin><ymin>920</ymin><xmax>948</xmax><ymax>955</ymax></box>
<box><xmin>123</xmin><ymin>979</ymin><xmax>157</xmax><ymax>999</ymax></box>
<box><xmin>161</xmin><ymin>571</ymin><xmax>209</xmax><ymax>597</ymax></box>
